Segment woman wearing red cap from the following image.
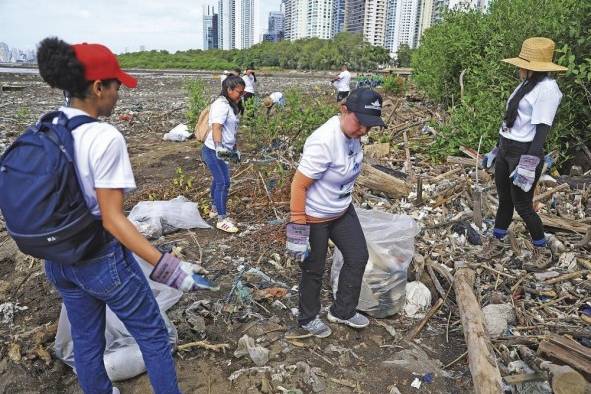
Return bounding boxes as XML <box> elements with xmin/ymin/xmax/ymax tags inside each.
<box><xmin>285</xmin><ymin>88</ymin><xmax>386</xmax><ymax>339</ymax></box>
<box><xmin>35</xmin><ymin>37</ymin><xmax>215</xmax><ymax>394</ymax></box>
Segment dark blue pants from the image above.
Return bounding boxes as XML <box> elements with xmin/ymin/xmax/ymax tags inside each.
<box><xmin>201</xmin><ymin>145</ymin><xmax>231</xmax><ymax>216</ymax></box>
<box><xmin>45</xmin><ymin>241</ymin><xmax>181</xmax><ymax>394</ymax></box>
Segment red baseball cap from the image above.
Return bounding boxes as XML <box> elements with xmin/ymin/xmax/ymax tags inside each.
<box><xmin>72</xmin><ymin>43</ymin><xmax>137</xmax><ymax>88</ymax></box>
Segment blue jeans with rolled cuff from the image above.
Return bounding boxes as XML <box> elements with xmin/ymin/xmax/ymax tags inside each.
<box><xmin>44</xmin><ymin>241</ymin><xmax>181</xmax><ymax>394</ymax></box>
<box><xmin>202</xmin><ymin>145</ymin><xmax>231</xmax><ymax>217</ymax></box>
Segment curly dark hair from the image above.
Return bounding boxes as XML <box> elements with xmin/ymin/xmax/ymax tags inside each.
<box><xmin>36</xmin><ymin>37</ymin><xmax>92</xmax><ymax>99</ymax></box>
<box><xmin>36</xmin><ymin>37</ymin><xmax>119</xmax><ymax>100</ymax></box>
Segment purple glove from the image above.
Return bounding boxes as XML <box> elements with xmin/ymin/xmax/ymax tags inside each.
<box><xmin>481</xmin><ymin>147</ymin><xmax>498</xmax><ymax>169</ymax></box>
<box><xmin>150</xmin><ymin>253</ymin><xmax>219</xmax><ymax>291</ymax></box>
<box><xmin>286</xmin><ymin>223</ymin><xmax>310</xmax><ymax>262</ymax></box>
<box><xmin>510</xmin><ymin>154</ymin><xmax>540</xmax><ymax>192</ymax></box>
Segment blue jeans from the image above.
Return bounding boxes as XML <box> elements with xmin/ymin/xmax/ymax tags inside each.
<box><xmin>45</xmin><ymin>241</ymin><xmax>181</xmax><ymax>394</ymax></box>
<box><xmin>201</xmin><ymin>145</ymin><xmax>231</xmax><ymax>216</ymax></box>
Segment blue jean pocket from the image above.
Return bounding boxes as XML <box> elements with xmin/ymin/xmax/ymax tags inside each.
<box><xmin>71</xmin><ymin>245</ymin><xmax>122</xmax><ymax>297</ymax></box>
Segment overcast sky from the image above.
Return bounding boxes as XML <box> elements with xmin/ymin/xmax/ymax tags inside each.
<box><xmin>0</xmin><ymin>0</ymin><xmax>282</xmax><ymax>53</ymax></box>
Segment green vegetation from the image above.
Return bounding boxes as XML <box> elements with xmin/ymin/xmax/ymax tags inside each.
<box><xmin>383</xmin><ymin>75</ymin><xmax>407</xmax><ymax>95</ymax></box>
<box><xmin>396</xmin><ymin>44</ymin><xmax>414</xmax><ymax>68</ymax></box>
<box><xmin>184</xmin><ymin>79</ymin><xmax>208</xmax><ymax>131</ymax></box>
<box><xmin>412</xmin><ymin>0</ymin><xmax>590</xmax><ymax>164</ymax></box>
<box><xmin>119</xmin><ymin>32</ymin><xmax>390</xmax><ymax>72</ymax></box>
<box><xmin>242</xmin><ymin>89</ymin><xmax>337</xmax><ymax>151</ymax></box>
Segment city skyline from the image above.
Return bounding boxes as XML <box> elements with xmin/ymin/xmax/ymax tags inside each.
<box><xmin>0</xmin><ymin>0</ymin><xmax>281</xmax><ymax>54</ymax></box>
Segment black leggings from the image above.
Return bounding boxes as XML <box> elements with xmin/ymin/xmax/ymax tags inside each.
<box><xmin>298</xmin><ymin>204</ymin><xmax>369</xmax><ymax>325</ymax></box>
<box><xmin>494</xmin><ymin>137</ymin><xmax>544</xmax><ymax>241</ymax></box>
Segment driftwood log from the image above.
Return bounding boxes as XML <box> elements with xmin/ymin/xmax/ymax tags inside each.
<box><xmin>357</xmin><ymin>164</ymin><xmax>411</xmax><ymax>199</ymax></box>
<box><xmin>453</xmin><ymin>263</ymin><xmax>503</xmax><ymax>394</ymax></box>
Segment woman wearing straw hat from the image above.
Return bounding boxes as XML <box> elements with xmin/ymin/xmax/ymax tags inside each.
<box><xmin>480</xmin><ymin>37</ymin><xmax>567</xmax><ymax>272</ymax></box>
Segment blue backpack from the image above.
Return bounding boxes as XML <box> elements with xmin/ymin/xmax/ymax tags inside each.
<box><xmin>0</xmin><ymin>111</ymin><xmax>110</xmax><ymax>264</ymax></box>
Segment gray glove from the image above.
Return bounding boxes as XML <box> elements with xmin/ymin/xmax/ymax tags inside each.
<box><xmin>286</xmin><ymin>223</ymin><xmax>310</xmax><ymax>262</ymax></box>
<box><xmin>481</xmin><ymin>147</ymin><xmax>499</xmax><ymax>169</ymax></box>
<box><xmin>510</xmin><ymin>154</ymin><xmax>540</xmax><ymax>192</ymax></box>
<box><xmin>150</xmin><ymin>253</ymin><xmax>219</xmax><ymax>291</ymax></box>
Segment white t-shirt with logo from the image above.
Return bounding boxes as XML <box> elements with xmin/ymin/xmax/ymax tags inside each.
<box><xmin>242</xmin><ymin>74</ymin><xmax>255</xmax><ymax>94</ymax></box>
<box><xmin>298</xmin><ymin>115</ymin><xmax>363</xmax><ymax>218</ymax></box>
<box><xmin>205</xmin><ymin>96</ymin><xmax>239</xmax><ymax>150</ymax></box>
<box><xmin>334</xmin><ymin>70</ymin><xmax>351</xmax><ymax>92</ymax></box>
<box><xmin>57</xmin><ymin>107</ymin><xmax>136</xmax><ymax>217</ymax></box>
<box><xmin>500</xmin><ymin>77</ymin><xmax>562</xmax><ymax>142</ymax></box>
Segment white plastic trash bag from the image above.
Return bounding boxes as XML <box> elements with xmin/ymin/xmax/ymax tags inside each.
<box><xmin>331</xmin><ymin>207</ymin><xmax>418</xmax><ymax>318</ymax></box>
<box><xmin>128</xmin><ymin>196</ymin><xmax>211</xmax><ymax>239</ymax></box>
<box><xmin>162</xmin><ymin>123</ymin><xmax>191</xmax><ymax>142</ymax></box>
<box><xmin>54</xmin><ymin>255</ymin><xmax>183</xmax><ymax>382</ymax></box>
<box><xmin>404</xmin><ymin>281</ymin><xmax>432</xmax><ymax>318</ymax></box>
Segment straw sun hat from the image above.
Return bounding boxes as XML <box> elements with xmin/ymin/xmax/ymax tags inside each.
<box><xmin>502</xmin><ymin>37</ymin><xmax>568</xmax><ymax>72</ymax></box>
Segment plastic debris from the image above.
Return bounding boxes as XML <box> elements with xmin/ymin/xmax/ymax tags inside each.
<box><xmin>404</xmin><ymin>281</ymin><xmax>432</xmax><ymax>318</ymax></box>
<box><xmin>234</xmin><ymin>334</ymin><xmax>269</xmax><ymax>366</ymax></box>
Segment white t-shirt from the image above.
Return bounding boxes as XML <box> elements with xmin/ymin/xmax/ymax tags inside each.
<box><xmin>57</xmin><ymin>107</ymin><xmax>136</xmax><ymax>217</ymax></box>
<box><xmin>500</xmin><ymin>77</ymin><xmax>562</xmax><ymax>142</ymax></box>
<box><xmin>298</xmin><ymin>115</ymin><xmax>363</xmax><ymax>218</ymax></box>
<box><xmin>242</xmin><ymin>74</ymin><xmax>255</xmax><ymax>94</ymax></box>
<box><xmin>334</xmin><ymin>70</ymin><xmax>351</xmax><ymax>92</ymax></box>
<box><xmin>205</xmin><ymin>96</ymin><xmax>239</xmax><ymax>150</ymax></box>
<box><xmin>269</xmin><ymin>92</ymin><xmax>285</xmax><ymax>105</ymax></box>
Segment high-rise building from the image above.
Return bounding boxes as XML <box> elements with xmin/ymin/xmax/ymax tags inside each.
<box><xmin>307</xmin><ymin>0</ymin><xmax>334</xmax><ymax>40</ymax></box>
<box><xmin>218</xmin><ymin>0</ymin><xmax>235</xmax><ymax>49</ymax></box>
<box><xmin>267</xmin><ymin>11</ymin><xmax>285</xmax><ymax>41</ymax></box>
<box><xmin>203</xmin><ymin>6</ymin><xmax>219</xmax><ymax>50</ymax></box>
<box><xmin>415</xmin><ymin>0</ymin><xmax>433</xmax><ymax>46</ymax></box>
<box><xmin>384</xmin><ymin>0</ymin><xmax>420</xmax><ymax>56</ymax></box>
<box><xmin>332</xmin><ymin>0</ymin><xmax>346</xmax><ymax>36</ymax></box>
<box><xmin>344</xmin><ymin>0</ymin><xmax>366</xmax><ymax>33</ymax></box>
<box><xmin>363</xmin><ymin>0</ymin><xmax>388</xmax><ymax>46</ymax></box>
<box><xmin>283</xmin><ymin>0</ymin><xmax>309</xmax><ymax>40</ymax></box>
<box><xmin>234</xmin><ymin>0</ymin><xmax>254</xmax><ymax>49</ymax></box>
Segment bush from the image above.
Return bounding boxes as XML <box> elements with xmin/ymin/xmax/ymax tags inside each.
<box><xmin>383</xmin><ymin>75</ymin><xmax>407</xmax><ymax>95</ymax></box>
<box><xmin>184</xmin><ymin>79</ymin><xmax>207</xmax><ymax>131</ymax></box>
<box><xmin>413</xmin><ymin>0</ymin><xmax>590</xmax><ymax>164</ymax></box>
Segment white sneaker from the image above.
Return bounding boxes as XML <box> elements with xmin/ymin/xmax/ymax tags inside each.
<box><xmin>216</xmin><ymin>217</ymin><xmax>239</xmax><ymax>233</ymax></box>
<box><xmin>112</xmin><ymin>388</ymin><xmax>120</xmax><ymax>394</ymax></box>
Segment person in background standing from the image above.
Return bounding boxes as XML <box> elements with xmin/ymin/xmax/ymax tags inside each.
<box><xmin>331</xmin><ymin>64</ymin><xmax>351</xmax><ymax>102</ymax></box>
<box><xmin>202</xmin><ymin>75</ymin><xmax>245</xmax><ymax>233</ymax></box>
<box><xmin>242</xmin><ymin>68</ymin><xmax>256</xmax><ymax>102</ymax></box>
<box><xmin>480</xmin><ymin>37</ymin><xmax>567</xmax><ymax>272</ymax></box>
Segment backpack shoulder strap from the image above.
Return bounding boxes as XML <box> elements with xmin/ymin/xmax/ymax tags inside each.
<box><xmin>66</xmin><ymin>114</ymin><xmax>98</xmax><ymax>130</ymax></box>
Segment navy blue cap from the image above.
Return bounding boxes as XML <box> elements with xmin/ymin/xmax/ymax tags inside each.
<box><xmin>344</xmin><ymin>88</ymin><xmax>386</xmax><ymax>128</ymax></box>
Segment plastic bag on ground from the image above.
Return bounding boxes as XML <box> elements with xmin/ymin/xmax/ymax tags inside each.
<box><xmin>404</xmin><ymin>281</ymin><xmax>432</xmax><ymax>318</ymax></box>
<box><xmin>331</xmin><ymin>207</ymin><xmax>418</xmax><ymax>318</ymax></box>
<box><xmin>128</xmin><ymin>196</ymin><xmax>211</xmax><ymax>239</ymax></box>
<box><xmin>54</xmin><ymin>254</ymin><xmax>183</xmax><ymax>382</ymax></box>
<box><xmin>162</xmin><ymin>123</ymin><xmax>191</xmax><ymax>142</ymax></box>
<box><xmin>234</xmin><ymin>334</ymin><xmax>269</xmax><ymax>366</ymax></box>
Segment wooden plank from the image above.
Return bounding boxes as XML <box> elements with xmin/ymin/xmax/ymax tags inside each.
<box><xmin>538</xmin><ymin>335</ymin><xmax>591</xmax><ymax>380</ymax></box>
<box><xmin>503</xmin><ymin>373</ymin><xmax>546</xmax><ymax>385</ymax></box>
<box><xmin>357</xmin><ymin>164</ymin><xmax>411</xmax><ymax>199</ymax></box>
<box><xmin>447</xmin><ymin>156</ymin><xmax>476</xmax><ymax>167</ymax></box>
<box><xmin>453</xmin><ymin>264</ymin><xmax>503</xmax><ymax>394</ymax></box>
<box><xmin>537</xmin><ymin>213</ymin><xmax>589</xmax><ymax>234</ymax></box>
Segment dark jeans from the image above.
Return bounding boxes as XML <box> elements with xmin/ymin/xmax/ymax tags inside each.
<box><xmin>45</xmin><ymin>241</ymin><xmax>181</xmax><ymax>394</ymax></box>
<box><xmin>201</xmin><ymin>145</ymin><xmax>231</xmax><ymax>216</ymax></box>
<box><xmin>494</xmin><ymin>137</ymin><xmax>544</xmax><ymax>241</ymax></box>
<box><xmin>336</xmin><ymin>90</ymin><xmax>350</xmax><ymax>102</ymax></box>
<box><xmin>298</xmin><ymin>204</ymin><xmax>369</xmax><ymax>325</ymax></box>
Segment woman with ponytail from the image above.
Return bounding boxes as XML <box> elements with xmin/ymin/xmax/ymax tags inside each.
<box><xmin>35</xmin><ymin>37</ymin><xmax>217</xmax><ymax>394</ymax></box>
<box><xmin>480</xmin><ymin>37</ymin><xmax>567</xmax><ymax>272</ymax></box>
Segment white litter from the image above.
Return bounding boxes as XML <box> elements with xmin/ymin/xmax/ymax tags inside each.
<box><xmin>162</xmin><ymin>123</ymin><xmax>191</xmax><ymax>142</ymax></box>
<box><xmin>404</xmin><ymin>281</ymin><xmax>432</xmax><ymax>318</ymax></box>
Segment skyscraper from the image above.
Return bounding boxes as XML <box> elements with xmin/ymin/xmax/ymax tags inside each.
<box><xmin>218</xmin><ymin>0</ymin><xmax>235</xmax><ymax>49</ymax></box>
<box><xmin>267</xmin><ymin>11</ymin><xmax>285</xmax><ymax>41</ymax></box>
<box><xmin>332</xmin><ymin>0</ymin><xmax>346</xmax><ymax>36</ymax></box>
<box><xmin>363</xmin><ymin>0</ymin><xmax>388</xmax><ymax>46</ymax></box>
<box><xmin>307</xmin><ymin>0</ymin><xmax>334</xmax><ymax>40</ymax></box>
<box><xmin>203</xmin><ymin>6</ymin><xmax>219</xmax><ymax>50</ymax></box>
<box><xmin>344</xmin><ymin>0</ymin><xmax>366</xmax><ymax>33</ymax></box>
<box><xmin>283</xmin><ymin>0</ymin><xmax>308</xmax><ymax>40</ymax></box>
